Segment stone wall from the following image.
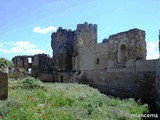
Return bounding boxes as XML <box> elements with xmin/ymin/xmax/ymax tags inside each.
<box><xmin>155</xmin><ymin>59</ymin><xmax>160</xmax><ymax>109</ymax></box>
<box><xmin>51</xmin><ymin>28</ymin><xmax>75</xmax><ymax>71</ymax></box>
<box><xmin>136</xmin><ymin>60</ymin><xmax>156</xmax><ymax>72</ymax></box>
<box><xmin>103</xmin><ymin>28</ymin><xmax>146</xmax><ymax>69</ymax></box>
<box><xmin>76</xmin><ymin>28</ymin><xmax>146</xmax><ymax>71</ymax></box>
<box><xmin>78</xmin><ymin>45</ymin><xmax>96</xmax><ymax>70</ymax></box>
<box><xmin>81</xmin><ymin>70</ymin><xmax>155</xmax><ymax>99</ymax></box>
<box><xmin>38</xmin><ymin>73</ymin><xmax>53</xmax><ymax>82</ymax></box>
<box><xmin>12</xmin><ymin>55</ymin><xmax>34</xmax><ymax>72</ymax></box>
<box><xmin>12</xmin><ymin>54</ymin><xmax>52</xmax><ymax>80</ymax></box>
<box><xmin>78</xmin><ymin>43</ymin><xmax>108</xmax><ymax>70</ymax></box>
<box><xmin>32</xmin><ymin>54</ymin><xmax>52</xmax><ymax>78</ymax></box>
<box><xmin>56</xmin><ymin>72</ymin><xmax>75</xmax><ymax>83</ymax></box>
<box><xmin>0</xmin><ymin>66</ymin><xmax>8</xmax><ymax>100</ymax></box>
<box><xmin>94</xmin><ymin>43</ymin><xmax>109</xmax><ymax>70</ymax></box>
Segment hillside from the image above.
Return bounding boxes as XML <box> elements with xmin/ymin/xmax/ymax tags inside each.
<box><xmin>0</xmin><ymin>77</ymin><xmax>148</xmax><ymax>120</ymax></box>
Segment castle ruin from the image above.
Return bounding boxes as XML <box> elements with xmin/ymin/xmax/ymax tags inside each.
<box><xmin>12</xmin><ymin>22</ymin><xmax>160</xmax><ymax>110</ymax></box>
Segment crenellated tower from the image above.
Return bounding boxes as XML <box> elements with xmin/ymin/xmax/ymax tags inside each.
<box><xmin>75</xmin><ymin>22</ymin><xmax>97</xmax><ymax>47</ymax></box>
<box><xmin>51</xmin><ymin>22</ymin><xmax>97</xmax><ymax>71</ymax></box>
<box><xmin>51</xmin><ymin>27</ymin><xmax>75</xmax><ymax>71</ymax></box>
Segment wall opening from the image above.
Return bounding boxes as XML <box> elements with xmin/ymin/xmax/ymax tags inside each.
<box><xmin>96</xmin><ymin>58</ymin><xmax>99</xmax><ymax>64</ymax></box>
<box><xmin>28</xmin><ymin>58</ymin><xmax>32</xmax><ymax>63</ymax></box>
<box><xmin>118</xmin><ymin>44</ymin><xmax>127</xmax><ymax>63</ymax></box>
<box><xmin>28</xmin><ymin>68</ymin><xmax>32</xmax><ymax>74</ymax></box>
<box><xmin>60</xmin><ymin>75</ymin><xmax>63</xmax><ymax>83</ymax></box>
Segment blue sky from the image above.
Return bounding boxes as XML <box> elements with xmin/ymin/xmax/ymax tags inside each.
<box><xmin>0</xmin><ymin>0</ymin><xmax>160</xmax><ymax>60</ymax></box>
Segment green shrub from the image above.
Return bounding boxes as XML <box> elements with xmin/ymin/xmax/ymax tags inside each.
<box><xmin>0</xmin><ymin>98</ymin><xmax>21</xmax><ymax>117</ymax></box>
<box><xmin>9</xmin><ymin>77</ymin><xmax>44</xmax><ymax>90</ymax></box>
<box><xmin>20</xmin><ymin>77</ymin><xmax>44</xmax><ymax>89</ymax></box>
<box><xmin>3</xmin><ymin>81</ymin><xmax>148</xmax><ymax>120</ymax></box>
<box><xmin>0</xmin><ymin>58</ymin><xmax>13</xmax><ymax>67</ymax></box>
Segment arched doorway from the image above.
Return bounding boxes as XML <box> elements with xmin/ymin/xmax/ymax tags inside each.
<box><xmin>118</xmin><ymin>44</ymin><xmax>127</xmax><ymax>63</ymax></box>
<box><xmin>96</xmin><ymin>58</ymin><xmax>99</xmax><ymax>64</ymax></box>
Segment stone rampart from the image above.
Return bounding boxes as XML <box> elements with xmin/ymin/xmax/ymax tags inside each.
<box><xmin>136</xmin><ymin>60</ymin><xmax>156</xmax><ymax>72</ymax></box>
<box><xmin>81</xmin><ymin>70</ymin><xmax>155</xmax><ymax>99</ymax></box>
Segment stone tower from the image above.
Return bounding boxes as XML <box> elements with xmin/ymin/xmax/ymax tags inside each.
<box><xmin>76</xmin><ymin>22</ymin><xmax>97</xmax><ymax>47</ymax></box>
<box><xmin>51</xmin><ymin>27</ymin><xmax>75</xmax><ymax>71</ymax></box>
<box><xmin>72</xmin><ymin>22</ymin><xmax>97</xmax><ymax>70</ymax></box>
<box><xmin>51</xmin><ymin>22</ymin><xmax>97</xmax><ymax>71</ymax></box>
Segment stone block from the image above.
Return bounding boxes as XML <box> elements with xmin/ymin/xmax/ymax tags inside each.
<box><xmin>0</xmin><ymin>70</ymin><xmax>8</xmax><ymax>100</ymax></box>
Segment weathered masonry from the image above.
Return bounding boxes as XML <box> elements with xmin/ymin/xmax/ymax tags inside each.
<box><xmin>156</xmin><ymin>60</ymin><xmax>160</xmax><ymax>109</ymax></box>
<box><xmin>0</xmin><ymin>65</ymin><xmax>8</xmax><ymax>100</ymax></box>
<box><xmin>12</xmin><ymin>55</ymin><xmax>33</xmax><ymax>73</ymax></box>
<box><xmin>12</xmin><ymin>22</ymin><xmax>160</xmax><ymax>104</ymax></box>
<box><xmin>12</xmin><ymin>54</ymin><xmax>53</xmax><ymax>82</ymax></box>
<box><xmin>156</xmin><ymin>31</ymin><xmax>160</xmax><ymax>110</ymax></box>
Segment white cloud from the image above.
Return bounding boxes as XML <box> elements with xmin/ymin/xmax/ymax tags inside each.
<box><xmin>0</xmin><ymin>41</ymin><xmax>46</xmax><ymax>55</ymax></box>
<box><xmin>1</xmin><ymin>40</ymin><xmax>159</xmax><ymax>60</ymax></box>
<box><xmin>147</xmin><ymin>40</ymin><xmax>159</xmax><ymax>59</ymax></box>
<box><xmin>33</xmin><ymin>26</ymin><xmax>57</xmax><ymax>34</ymax></box>
<box><xmin>0</xmin><ymin>48</ymin><xmax>8</xmax><ymax>53</ymax></box>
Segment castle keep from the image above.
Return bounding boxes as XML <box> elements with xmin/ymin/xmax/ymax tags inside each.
<box><xmin>51</xmin><ymin>22</ymin><xmax>146</xmax><ymax>71</ymax></box>
<box><xmin>12</xmin><ymin>22</ymin><xmax>160</xmax><ymax>109</ymax></box>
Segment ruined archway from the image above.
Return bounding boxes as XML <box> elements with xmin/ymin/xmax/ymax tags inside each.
<box><xmin>118</xmin><ymin>44</ymin><xmax>127</xmax><ymax>64</ymax></box>
<box><xmin>96</xmin><ymin>58</ymin><xmax>99</xmax><ymax>64</ymax></box>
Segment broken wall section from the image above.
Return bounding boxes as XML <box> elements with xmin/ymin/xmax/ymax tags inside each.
<box><xmin>11</xmin><ymin>54</ymin><xmax>53</xmax><ymax>82</ymax></box>
<box><xmin>12</xmin><ymin>55</ymin><xmax>34</xmax><ymax>72</ymax></box>
<box><xmin>32</xmin><ymin>54</ymin><xmax>53</xmax><ymax>82</ymax></box>
<box><xmin>0</xmin><ymin>65</ymin><xmax>8</xmax><ymax>100</ymax></box>
<box><xmin>77</xmin><ymin>28</ymin><xmax>146</xmax><ymax>71</ymax></box>
<box><xmin>103</xmin><ymin>28</ymin><xmax>146</xmax><ymax>69</ymax></box>
<box><xmin>51</xmin><ymin>28</ymin><xmax>76</xmax><ymax>71</ymax></box>
<box><xmin>11</xmin><ymin>55</ymin><xmax>34</xmax><ymax>78</ymax></box>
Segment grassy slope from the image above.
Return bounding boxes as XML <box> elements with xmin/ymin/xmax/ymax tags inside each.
<box><xmin>0</xmin><ymin>77</ymin><xmax>148</xmax><ymax>120</ymax></box>
<box><xmin>0</xmin><ymin>58</ymin><xmax>13</xmax><ymax>67</ymax></box>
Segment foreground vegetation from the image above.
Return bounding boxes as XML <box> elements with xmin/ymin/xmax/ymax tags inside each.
<box><xmin>0</xmin><ymin>77</ymin><xmax>148</xmax><ymax>120</ymax></box>
<box><xmin>0</xmin><ymin>57</ymin><xmax>13</xmax><ymax>67</ymax></box>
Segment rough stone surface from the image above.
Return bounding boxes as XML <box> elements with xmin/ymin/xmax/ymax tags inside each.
<box><xmin>38</xmin><ymin>73</ymin><xmax>53</xmax><ymax>82</ymax></box>
<box><xmin>12</xmin><ymin>55</ymin><xmax>33</xmax><ymax>71</ymax></box>
<box><xmin>0</xmin><ymin>66</ymin><xmax>8</xmax><ymax>100</ymax></box>
<box><xmin>32</xmin><ymin>54</ymin><xmax>52</xmax><ymax>78</ymax></box>
<box><xmin>51</xmin><ymin>28</ymin><xmax>75</xmax><ymax>71</ymax></box>
<box><xmin>12</xmin><ymin>54</ymin><xmax>52</xmax><ymax>81</ymax></box>
<box><xmin>78</xmin><ymin>28</ymin><xmax>146</xmax><ymax>70</ymax></box>
<box><xmin>51</xmin><ymin>22</ymin><xmax>97</xmax><ymax>71</ymax></box>
<box><xmin>80</xmin><ymin>70</ymin><xmax>155</xmax><ymax>99</ymax></box>
<box><xmin>155</xmin><ymin>59</ymin><xmax>160</xmax><ymax>109</ymax></box>
<box><xmin>136</xmin><ymin>60</ymin><xmax>156</xmax><ymax>72</ymax></box>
